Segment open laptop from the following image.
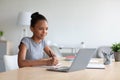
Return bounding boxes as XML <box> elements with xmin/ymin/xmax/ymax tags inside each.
<box><xmin>47</xmin><ymin>48</ymin><xmax>96</xmax><ymax>72</ymax></box>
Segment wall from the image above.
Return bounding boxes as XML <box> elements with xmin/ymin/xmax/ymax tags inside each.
<box><xmin>0</xmin><ymin>0</ymin><xmax>120</xmax><ymax>54</ymax></box>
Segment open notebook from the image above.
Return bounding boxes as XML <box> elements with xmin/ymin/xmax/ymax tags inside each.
<box><xmin>87</xmin><ymin>63</ymin><xmax>105</xmax><ymax>69</ymax></box>
<box><xmin>86</xmin><ymin>59</ymin><xmax>105</xmax><ymax>69</ymax></box>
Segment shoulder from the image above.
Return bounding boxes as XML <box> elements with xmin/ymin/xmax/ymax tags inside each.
<box><xmin>41</xmin><ymin>39</ymin><xmax>47</xmax><ymax>47</ymax></box>
<box><xmin>41</xmin><ymin>39</ymin><xmax>47</xmax><ymax>44</ymax></box>
<box><xmin>21</xmin><ymin>37</ymin><xmax>31</xmax><ymax>42</ymax></box>
<box><xmin>21</xmin><ymin>37</ymin><xmax>31</xmax><ymax>45</ymax></box>
<box><xmin>42</xmin><ymin>39</ymin><xmax>46</xmax><ymax>42</ymax></box>
<box><xmin>21</xmin><ymin>37</ymin><xmax>31</xmax><ymax>49</ymax></box>
<box><xmin>21</xmin><ymin>37</ymin><xmax>30</xmax><ymax>40</ymax></box>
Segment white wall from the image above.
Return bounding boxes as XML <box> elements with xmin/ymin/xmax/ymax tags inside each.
<box><xmin>0</xmin><ymin>0</ymin><xmax>120</xmax><ymax>54</ymax></box>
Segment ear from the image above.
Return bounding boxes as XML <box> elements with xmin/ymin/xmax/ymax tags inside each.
<box><xmin>30</xmin><ymin>27</ymin><xmax>34</xmax><ymax>32</ymax></box>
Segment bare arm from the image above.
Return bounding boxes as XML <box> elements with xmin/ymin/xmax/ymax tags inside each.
<box><xmin>44</xmin><ymin>46</ymin><xmax>59</xmax><ymax>65</ymax></box>
<box><xmin>18</xmin><ymin>43</ymin><xmax>52</xmax><ymax>68</ymax></box>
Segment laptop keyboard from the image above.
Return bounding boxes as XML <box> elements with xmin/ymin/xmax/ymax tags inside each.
<box><xmin>56</xmin><ymin>66</ymin><xmax>70</xmax><ymax>70</ymax></box>
<box><xmin>47</xmin><ymin>66</ymin><xmax>70</xmax><ymax>72</ymax></box>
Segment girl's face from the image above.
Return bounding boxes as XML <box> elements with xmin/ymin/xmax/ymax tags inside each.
<box><xmin>31</xmin><ymin>20</ymin><xmax>48</xmax><ymax>39</ymax></box>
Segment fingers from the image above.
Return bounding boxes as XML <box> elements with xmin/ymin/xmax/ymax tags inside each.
<box><xmin>46</xmin><ymin>58</ymin><xmax>52</xmax><ymax>66</ymax></box>
<box><xmin>52</xmin><ymin>57</ymin><xmax>59</xmax><ymax>65</ymax></box>
<box><xmin>47</xmin><ymin>57</ymin><xmax>59</xmax><ymax>66</ymax></box>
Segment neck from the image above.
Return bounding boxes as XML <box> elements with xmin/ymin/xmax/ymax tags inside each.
<box><xmin>31</xmin><ymin>36</ymin><xmax>42</xmax><ymax>43</ymax></box>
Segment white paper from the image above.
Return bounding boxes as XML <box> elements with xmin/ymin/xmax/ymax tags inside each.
<box><xmin>40</xmin><ymin>63</ymin><xmax>62</xmax><ymax>68</ymax></box>
<box><xmin>87</xmin><ymin>63</ymin><xmax>105</xmax><ymax>69</ymax></box>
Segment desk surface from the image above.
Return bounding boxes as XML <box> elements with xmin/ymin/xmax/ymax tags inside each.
<box><xmin>0</xmin><ymin>59</ymin><xmax>120</xmax><ymax>80</ymax></box>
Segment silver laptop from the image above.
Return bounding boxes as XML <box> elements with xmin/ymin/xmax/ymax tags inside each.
<box><xmin>47</xmin><ymin>48</ymin><xmax>96</xmax><ymax>72</ymax></box>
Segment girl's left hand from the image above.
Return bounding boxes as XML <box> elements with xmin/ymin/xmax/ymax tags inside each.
<box><xmin>52</xmin><ymin>57</ymin><xmax>59</xmax><ymax>66</ymax></box>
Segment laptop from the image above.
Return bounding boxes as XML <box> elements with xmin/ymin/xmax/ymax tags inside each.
<box><xmin>47</xmin><ymin>48</ymin><xmax>96</xmax><ymax>72</ymax></box>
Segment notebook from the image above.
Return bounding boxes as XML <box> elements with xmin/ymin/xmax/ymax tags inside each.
<box><xmin>47</xmin><ymin>48</ymin><xmax>96</xmax><ymax>72</ymax></box>
<box><xmin>87</xmin><ymin>63</ymin><xmax>105</xmax><ymax>69</ymax></box>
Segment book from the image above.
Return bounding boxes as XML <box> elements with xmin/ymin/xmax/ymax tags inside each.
<box><xmin>64</xmin><ymin>56</ymin><xmax>75</xmax><ymax>61</ymax></box>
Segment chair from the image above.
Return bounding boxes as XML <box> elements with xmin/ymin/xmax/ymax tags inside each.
<box><xmin>96</xmin><ymin>46</ymin><xmax>114</xmax><ymax>58</ymax></box>
<box><xmin>3</xmin><ymin>55</ymin><xmax>18</xmax><ymax>71</ymax></box>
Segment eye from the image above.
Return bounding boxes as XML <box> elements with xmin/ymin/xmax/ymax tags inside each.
<box><xmin>46</xmin><ymin>27</ymin><xmax>48</xmax><ymax>30</ymax></box>
<box><xmin>39</xmin><ymin>27</ymin><xmax>43</xmax><ymax>30</ymax></box>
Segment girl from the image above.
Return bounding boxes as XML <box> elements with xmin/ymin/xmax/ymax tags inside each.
<box><xmin>18</xmin><ymin>12</ymin><xmax>58</xmax><ymax>68</ymax></box>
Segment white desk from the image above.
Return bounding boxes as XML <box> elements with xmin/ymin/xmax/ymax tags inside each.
<box><xmin>0</xmin><ymin>59</ymin><xmax>120</xmax><ymax>80</ymax></box>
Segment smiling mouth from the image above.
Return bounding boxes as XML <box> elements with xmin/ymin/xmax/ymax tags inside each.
<box><xmin>40</xmin><ymin>34</ymin><xmax>46</xmax><ymax>37</ymax></box>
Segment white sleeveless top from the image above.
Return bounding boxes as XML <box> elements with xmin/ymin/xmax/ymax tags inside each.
<box><xmin>20</xmin><ymin>37</ymin><xmax>47</xmax><ymax>60</ymax></box>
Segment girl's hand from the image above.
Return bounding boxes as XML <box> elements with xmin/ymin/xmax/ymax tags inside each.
<box><xmin>47</xmin><ymin>57</ymin><xmax>59</xmax><ymax>66</ymax></box>
<box><xmin>52</xmin><ymin>56</ymin><xmax>59</xmax><ymax>66</ymax></box>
